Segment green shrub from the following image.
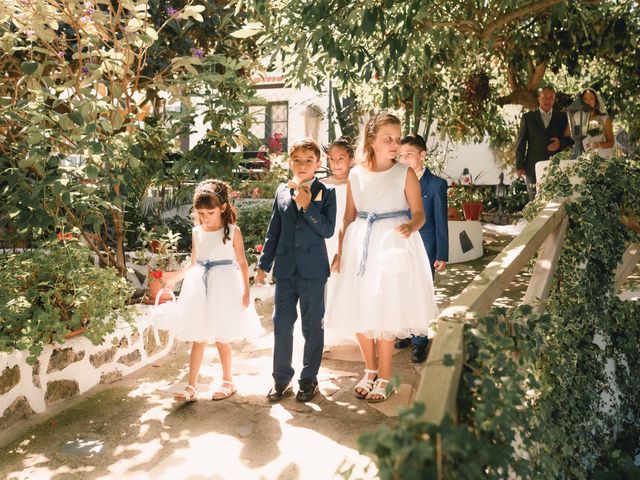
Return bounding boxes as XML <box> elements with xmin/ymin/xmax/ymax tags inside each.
<box><xmin>0</xmin><ymin>238</ymin><xmax>134</xmax><ymax>363</ymax></box>
<box><xmin>235</xmin><ymin>200</ymin><xmax>273</xmax><ymax>265</ymax></box>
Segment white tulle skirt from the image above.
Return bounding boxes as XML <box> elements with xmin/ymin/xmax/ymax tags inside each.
<box><xmin>173</xmin><ymin>264</ymin><xmax>263</xmax><ymax>343</ymax></box>
<box><xmin>324</xmin><ymin>216</ymin><xmax>439</xmax><ymax>343</ymax></box>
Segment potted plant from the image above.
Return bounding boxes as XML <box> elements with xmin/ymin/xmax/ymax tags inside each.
<box><xmin>0</xmin><ymin>236</ymin><xmax>134</xmax><ymax>363</ymax></box>
<box><xmin>449</xmin><ymin>170</ymin><xmax>486</xmax><ymax>221</ymax></box>
<box><xmin>134</xmin><ymin>227</ymin><xmax>185</xmax><ymax>304</ymax></box>
<box><xmin>461</xmin><ymin>187</ymin><xmax>485</xmax><ymax>221</ymax></box>
<box><xmin>447</xmin><ymin>182</ymin><xmax>464</xmax><ymax>221</ymax></box>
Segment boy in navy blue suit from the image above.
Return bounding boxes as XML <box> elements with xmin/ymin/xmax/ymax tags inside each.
<box><xmin>396</xmin><ymin>134</ymin><xmax>449</xmax><ymax>363</ymax></box>
<box><xmin>255</xmin><ymin>139</ymin><xmax>337</xmax><ymax>402</ymax></box>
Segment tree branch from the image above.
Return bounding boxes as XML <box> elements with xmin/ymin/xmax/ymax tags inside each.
<box><xmin>507</xmin><ymin>64</ymin><xmax>521</xmax><ymax>91</ymax></box>
<box><xmin>481</xmin><ymin>0</ymin><xmax>567</xmax><ymax>42</ymax></box>
<box><xmin>423</xmin><ymin>19</ymin><xmax>482</xmax><ymax>37</ymax></box>
<box><xmin>526</xmin><ymin>60</ymin><xmax>547</xmax><ymax>90</ymax></box>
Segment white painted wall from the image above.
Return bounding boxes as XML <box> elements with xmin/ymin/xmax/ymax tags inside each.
<box><xmin>188</xmin><ymin>80</ymin><xmax>524</xmax><ymax>185</ymax></box>
<box><xmin>256</xmin><ymin>84</ymin><xmax>331</xmax><ymax>150</ymax></box>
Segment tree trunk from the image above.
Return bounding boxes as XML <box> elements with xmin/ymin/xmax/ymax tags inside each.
<box><xmin>332</xmin><ymin>89</ymin><xmax>358</xmax><ymax>140</ymax></box>
<box><xmin>496</xmin><ymin>89</ymin><xmax>539</xmax><ymax>109</ymax></box>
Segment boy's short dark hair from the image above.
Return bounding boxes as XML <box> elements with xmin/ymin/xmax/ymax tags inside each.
<box><xmin>401</xmin><ymin>134</ymin><xmax>427</xmax><ymax>152</ymax></box>
<box><xmin>289</xmin><ymin>138</ymin><xmax>321</xmax><ymax>160</ymax></box>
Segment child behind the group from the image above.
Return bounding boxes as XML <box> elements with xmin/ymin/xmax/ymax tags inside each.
<box><xmin>165</xmin><ymin>179</ymin><xmax>263</xmax><ymax>402</ymax></box>
<box><xmin>321</xmin><ymin>136</ymin><xmax>354</xmax><ymax>264</ymax></box>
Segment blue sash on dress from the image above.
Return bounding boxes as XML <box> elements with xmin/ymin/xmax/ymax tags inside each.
<box><xmin>198</xmin><ymin>259</ymin><xmax>235</xmax><ymax>295</ymax></box>
<box><xmin>356</xmin><ymin>210</ymin><xmax>408</xmax><ymax>276</ymax></box>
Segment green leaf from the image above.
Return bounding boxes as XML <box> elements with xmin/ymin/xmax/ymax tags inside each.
<box><xmin>442</xmin><ymin>354</ymin><xmax>455</xmax><ymax>366</ymax></box>
<box><xmin>21</xmin><ymin>62</ymin><xmax>39</xmax><ymax>75</ymax></box>
<box><xmin>69</xmin><ymin>111</ymin><xmax>85</xmax><ymax>126</ymax></box>
<box><xmin>85</xmin><ymin>164</ymin><xmax>100</xmax><ymax>180</ymax></box>
<box><xmin>230</xmin><ymin>23</ymin><xmax>263</xmax><ymax>38</ymax></box>
<box><xmin>17</xmin><ymin>157</ymin><xmax>35</xmax><ymax>169</ymax></box>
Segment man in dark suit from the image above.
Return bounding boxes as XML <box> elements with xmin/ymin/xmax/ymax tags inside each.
<box><xmin>515</xmin><ymin>86</ymin><xmax>573</xmax><ymax>200</ymax></box>
<box><xmin>395</xmin><ymin>134</ymin><xmax>449</xmax><ymax>363</ymax></box>
<box><xmin>255</xmin><ymin>139</ymin><xmax>336</xmax><ymax>402</ymax></box>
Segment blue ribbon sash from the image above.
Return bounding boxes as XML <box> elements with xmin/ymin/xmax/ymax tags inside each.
<box><xmin>356</xmin><ymin>210</ymin><xmax>408</xmax><ymax>276</ymax></box>
<box><xmin>197</xmin><ymin>259</ymin><xmax>235</xmax><ymax>295</ymax></box>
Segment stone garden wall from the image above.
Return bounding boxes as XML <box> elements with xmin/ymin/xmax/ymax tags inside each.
<box><xmin>0</xmin><ymin>306</ymin><xmax>174</xmax><ymax>432</ymax></box>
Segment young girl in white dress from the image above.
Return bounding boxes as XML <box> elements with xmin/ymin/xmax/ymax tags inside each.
<box><xmin>321</xmin><ymin>136</ymin><xmax>354</xmax><ymax>262</ymax></box>
<box><xmin>324</xmin><ymin>113</ymin><xmax>439</xmax><ymax>403</ymax></box>
<box><xmin>165</xmin><ymin>179</ymin><xmax>263</xmax><ymax>402</ymax></box>
<box><xmin>321</xmin><ymin>137</ymin><xmax>354</xmax><ymax>332</ymax></box>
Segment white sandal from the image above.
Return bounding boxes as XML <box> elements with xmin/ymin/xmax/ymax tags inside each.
<box><xmin>174</xmin><ymin>384</ymin><xmax>198</xmax><ymax>402</ymax></box>
<box><xmin>354</xmin><ymin>369</ymin><xmax>378</xmax><ymax>399</ymax></box>
<box><xmin>366</xmin><ymin>378</ymin><xmax>393</xmax><ymax>403</ymax></box>
<box><xmin>212</xmin><ymin>380</ymin><xmax>237</xmax><ymax>401</ymax></box>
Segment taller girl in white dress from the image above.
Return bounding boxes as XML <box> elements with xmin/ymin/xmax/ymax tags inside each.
<box><xmin>324</xmin><ymin>113</ymin><xmax>439</xmax><ymax>403</ymax></box>
<box><xmin>164</xmin><ymin>179</ymin><xmax>263</xmax><ymax>402</ymax></box>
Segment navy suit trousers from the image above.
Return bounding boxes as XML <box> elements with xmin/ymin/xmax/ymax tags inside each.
<box><xmin>272</xmin><ymin>275</ymin><xmax>326</xmax><ymax>385</ymax></box>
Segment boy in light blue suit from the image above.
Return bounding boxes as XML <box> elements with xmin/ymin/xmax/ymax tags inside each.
<box><xmin>396</xmin><ymin>134</ymin><xmax>449</xmax><ymax>363</ymax></box>
<box><xmin>255</xmin><ymin>139</ymin><xmax>336</xmax><ymax>402</ymax></box>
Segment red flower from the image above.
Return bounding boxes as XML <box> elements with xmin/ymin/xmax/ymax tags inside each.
<box><xmin>267</xmin><ymin>134</ymin><xmax>283</xmax><ymax>153</ymax></box>
<box><xmin>255</xmin><ymin>244</ymin><xmax>263</xmax><ymax>253</ymax></box>
<box><xmin>56</xmin><ymin>232</ymin><xmax>74</xmax><ymax>241</ymax></box>
<box><xmin>151</xmin><ymin>271</ymin><xmax>163</xmax><ymax>279</ymax></box>
<box><xmin>230</xmin><ymin>190</ymin><xmax>240</xmax><ymax>199</ymax></box>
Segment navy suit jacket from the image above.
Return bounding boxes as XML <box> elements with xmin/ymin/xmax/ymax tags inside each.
<box><xmin>257</xmin><ymin>178</ymin><xmax>336</xmax><ymax>279</ymax></box>
<box><xmin>418</xmin><ymin>169</ymin><xmax>449</xmax><ymax>265</ymax></box>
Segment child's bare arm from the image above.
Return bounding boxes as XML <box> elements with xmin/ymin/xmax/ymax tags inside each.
<box><xmin>331</xmin><ymin>180</ymin><xmax>356</xmax><ymax>272</ymax></box>
<box><xmin>164</xmin><ymin>237</ymin><xmax>197</xmax><ymax>289</ymax></box>
<box><xmin>396</xmin><ymin>168</ymin><xmax>425</xmax><ymax>238</ymax></box>
<box><xmin>233</xmin><ymin>226</ymin><xmax>251</xmax><ymax>307</ymax></box>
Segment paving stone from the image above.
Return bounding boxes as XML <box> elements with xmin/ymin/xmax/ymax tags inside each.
<box><xmin>61</xmin><ymin>438</ymin><xmax>105</xmax><ymax>456</ymax></box>
<box><xmin>236</xmin><ymin>423</ymin><xmax>254</xmax><ymax>438</ymax></box>
<box><xmin>367</xmin><ymin>383</ymin><xmax>414</xmax><ymax>418</ymax></box>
